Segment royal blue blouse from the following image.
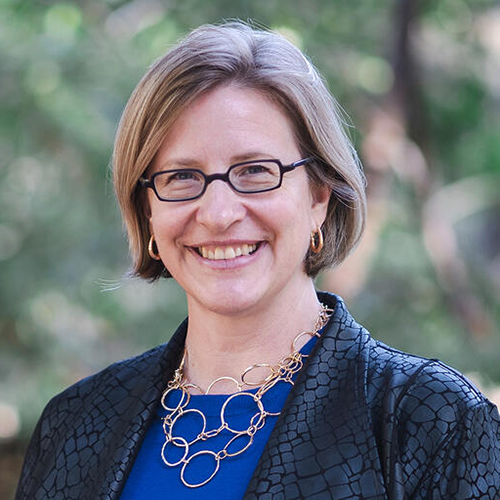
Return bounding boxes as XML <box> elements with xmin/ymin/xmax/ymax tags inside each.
<box><xmin>120</xmin><ymin>334</ymin><xmax>319</xmax><ymax>499</ymax></box>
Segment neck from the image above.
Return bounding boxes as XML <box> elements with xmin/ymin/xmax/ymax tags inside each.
<box><xmin>183</xmin><ymin>281</ymin><xmax>322</xmax><ymax>394</ymax></box>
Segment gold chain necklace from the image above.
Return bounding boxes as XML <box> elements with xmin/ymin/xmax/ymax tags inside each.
<box><xmin>159</xmin><ymin>303</ymin><xmax>333</xmax><ymax>488</ymax></box>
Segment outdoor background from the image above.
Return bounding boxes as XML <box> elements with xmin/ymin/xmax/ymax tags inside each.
<box><xmin>1</xmin><ymin>0</ymin><xmax>499</xmax><ymax>496</ymax></box>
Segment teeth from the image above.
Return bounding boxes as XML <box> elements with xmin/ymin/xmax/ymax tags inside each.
<box><xmin>225</xmin><ymin>247</ymin><xmax>236</xmax><ymax>259</ymax></box>
<box><xmin>198</xmin><ymin>243</ymin><xmax>258</xmax><ymax>260</ymax></box>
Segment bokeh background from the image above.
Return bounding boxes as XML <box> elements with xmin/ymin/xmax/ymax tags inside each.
<box><xmin>1</xmin><ymin>0</ymin><xmax>499</xmax><ymax>496</ymax></box>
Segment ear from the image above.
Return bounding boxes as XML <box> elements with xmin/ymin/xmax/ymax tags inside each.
<box><xmin>142</xmin><ymin>186</ymin><xmax>152</xmax><ymax>219</ymax></box>
<box><xmin>144</xmin><ymin>202</ymin><xmax>152</xmax><ymax>219</ymax></box>
<box><xmin>310</xmin><ymin>183</ymin><xmax>331</xmax><ymax>228</ymax></box>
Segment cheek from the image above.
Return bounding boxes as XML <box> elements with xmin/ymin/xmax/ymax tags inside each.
<box><xmin>149</xmin><ymin>207</ymin><xmax>180</xmax><ymax>246</ymax></box>
<box><xmin>266</xmin><ymin>197</ymin><xmax>313</xmax><ymax>248</ymax></box>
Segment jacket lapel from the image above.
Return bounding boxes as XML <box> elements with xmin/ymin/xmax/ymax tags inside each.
<box><xmin>245</xmin><ymin>293</ymin><xmax>387</xmax><ymax>499</ymax></box>
<box><xmin>95</xmin><ymin>320</ymin><xmax>188</xmax><ymax>499</ymax></box>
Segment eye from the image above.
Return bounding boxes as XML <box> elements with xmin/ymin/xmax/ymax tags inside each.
<box><xmin>236</xmin><ymin>163</ymin><xmax>273</xmax><ymax>177</ymax></box>
<box><xmin>154</xmin><ymin>170</ymin><xmax>201</xmax><ymax>188</ymax></box>
<box><xmin>246</xmin><ymin>164</ymin><xmax>269</xmax><ymax>174</ymax></box>
<box><xmin>153</xmin><ymin>170</ymin><xmax>203</xmax><ymax>195</ymax></box>
<box><xmin>168</xmin><ymin>170</ymin><xmax>199</xmax><ymax>182</ymax></box>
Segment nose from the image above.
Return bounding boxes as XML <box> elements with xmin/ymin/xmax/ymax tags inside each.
<box><xmin>195</xmin><ymin>179</ymin><xmax>246</xmax><ymax>231</ymax></box>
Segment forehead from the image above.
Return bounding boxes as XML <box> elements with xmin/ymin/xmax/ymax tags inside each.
<box><xmin>151</xmin><ymin>84</ymin><xmax>301</xmax><ymax>170</ymax></box>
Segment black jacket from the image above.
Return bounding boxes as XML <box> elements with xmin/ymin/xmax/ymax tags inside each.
<box><xmin>16</xmin><ymin>293</ymin><xmax>500</xmax><ymax>499</ymax></box>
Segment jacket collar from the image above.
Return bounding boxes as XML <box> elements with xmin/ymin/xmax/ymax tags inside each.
<box><xmin>244</xmin><ymin>292</ymin><xmax>386</xmax><ymax>497</ymax></box>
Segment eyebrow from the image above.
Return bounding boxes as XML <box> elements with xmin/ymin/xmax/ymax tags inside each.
<box><xmin>157</xmin><ymin>152</ymin><xmax>274</xmax><ymax>170</ymax></box>
<box><xmin>230</xmin><ymin>152</ymin><xmax>274</xmax><ymax>163</ymax></box>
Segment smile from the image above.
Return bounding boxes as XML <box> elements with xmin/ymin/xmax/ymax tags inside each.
<box><xmin>196</xmin><ymin>243</ymin><xmax>260</xmax><ymax>260</ymax></box>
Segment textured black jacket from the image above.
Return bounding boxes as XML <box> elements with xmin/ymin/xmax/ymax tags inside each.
<box><xmin>16</xmin><ymin>293</ymin><xmax>500</xmax><ymax>499</ymax></box>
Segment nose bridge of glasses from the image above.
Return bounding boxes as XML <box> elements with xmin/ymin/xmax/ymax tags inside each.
<box><xmin>195</xmin><ymin>169</ymin><xmax>246</xmax><ymax>226</ymax></box>
<box><xmin>204</xmin><ymin>170</ymin><xmax>231</xmax><ymax>187</ymax></box>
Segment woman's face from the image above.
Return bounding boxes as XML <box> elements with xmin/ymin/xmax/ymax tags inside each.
<box><xmin>148</xmin><ymin>84</ymin><xmax>329</xmax><ymax>317</ymax></box>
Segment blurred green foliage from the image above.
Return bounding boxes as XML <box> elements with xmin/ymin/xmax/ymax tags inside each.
<box><xmin>0</xmin><ymin>4</ymin><xmax>499</xmax><ymax>492</ymax></box>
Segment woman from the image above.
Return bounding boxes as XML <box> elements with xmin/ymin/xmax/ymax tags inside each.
<box><xmin>16</xmin><ymin>22</ymin><xmax>500</xmax><ymax>499</ymax></box>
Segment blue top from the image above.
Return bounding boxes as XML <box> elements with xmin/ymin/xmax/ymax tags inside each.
<box><xmin>120</xmin><ymin>334</ymin><xmax>319</xmax><ymax>499</ymax></box>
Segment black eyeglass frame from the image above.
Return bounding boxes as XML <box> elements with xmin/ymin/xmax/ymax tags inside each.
<box><xmin>138</xmin><ymin>157</ymin><xmax>314</xmax><ymax>202</ymax></box>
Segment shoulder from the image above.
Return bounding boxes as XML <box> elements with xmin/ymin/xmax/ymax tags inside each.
<box><xmin>43</xmin><ymin>316</ymin><xmax>187</xmax><ymax>417</ymax></box>
<box><xmin>318</xmin><ymin>291</ymin><xmax>494</xmax><ymax>415</ymax></box>
<box><xmin>317</xmin><ymin>292</ymin><xmax>500</xmax><ymax>495</ymax></box>
<box><xmin>366</xmin><ymin>342</ymin><xmax>500</xmax><ymax>496</ymax></box>
<box><xmin>366</xmin><ymin>339</ymin><xmax>500</xmax><ymax>469</ymax></box>
<box><xmin>15</xmin><ymin>341</ymin><xmax>175</xmax><ymax>499</ymax></box>
<box><xmin>34</xmin><ymin>340</ymin><xmax>177</xmax><ymax>447</ymax></box>
<box><xmin>51</xmin><ymin>342</ymin><xmax>167</xmax><ymax>406</ymax></box>
<box><xmin>367</xmin><ymin>339</ymin><xmax>491</xmax><ymax>414</ymax></box>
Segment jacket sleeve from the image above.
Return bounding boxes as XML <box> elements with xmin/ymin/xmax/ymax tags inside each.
<box><xmin>15</xmin><ymin>400</ymin><xmax>53</xmax><ymax>499</ymax></box>
<box><xmin>392</xmin><ymin>361</ymin><xmax>500</xmax><ymax>499</ymax></box>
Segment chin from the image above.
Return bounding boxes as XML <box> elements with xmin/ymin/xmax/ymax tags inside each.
<box><xmin>187</xmin><ymin>281</ymin><xmax>270</xmax><ymax>317</ymax></box>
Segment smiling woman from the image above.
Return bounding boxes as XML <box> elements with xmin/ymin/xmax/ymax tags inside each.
<box><xmin>15</xmin><ymin>21</ymin><xmax>500</xmax><ymax>500</ymax></box>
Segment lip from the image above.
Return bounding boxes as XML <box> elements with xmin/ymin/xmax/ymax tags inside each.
<box><xmin>187</xmin><ymin>241</ymin><xmax>266</xmax><ymax>269</ymax></box>
<box><xmin>188</xmin><ymin>239</ymin><xmax>262</xmax><ymax>248</ymax></box>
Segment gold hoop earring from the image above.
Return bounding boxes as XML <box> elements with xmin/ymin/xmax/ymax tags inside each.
<box><xmin>148</xmin><ymin>235</ymin><xmax>162</xmax><ymax>260</ymax></box>
<box><xmin>310</xmin><ymin>228</ymin><xmax>324</xmax><ymax>254</ymax></box>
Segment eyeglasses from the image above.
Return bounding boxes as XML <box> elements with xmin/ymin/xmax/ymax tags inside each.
<box><xmin>139</xmin><ymin>157</ymin><xmax>313</xmax><ymax>202</ymax></box>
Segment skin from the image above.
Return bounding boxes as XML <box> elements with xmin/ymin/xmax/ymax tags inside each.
<box><xmin>147</xmin><ymin>84</ymin><xmax>330</xmax><ymax>392</ymax></box>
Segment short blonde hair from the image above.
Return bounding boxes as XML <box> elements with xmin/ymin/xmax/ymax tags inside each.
<box><xmin>113</xmin><ymin>21</ymin><xmax>366</xmax><ymax>280</ymax></box>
